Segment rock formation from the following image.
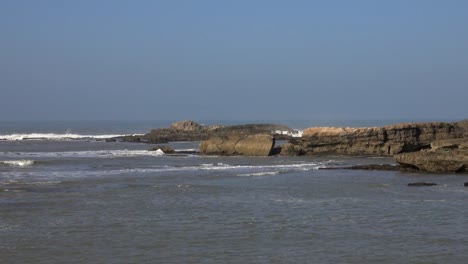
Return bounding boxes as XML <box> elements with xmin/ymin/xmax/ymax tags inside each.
<box><xmin>170</xmin><ymin>120</ymin><xmax>204</xmax><ymax>132</ymax></box>
<box><xmin>118</xmin><ymin>121</ymin><xmax>296</xmax><ymax>143</ymax></box>
<box><xmin>395</xmin><ymin>139</ymin><xmax>468</xmax><ymax>173</ymax></box>
<box><xmin>282</xmin><ymin>121</ymin><xmax>468</xmax><ymax>156</ymax></box>
<box><xmin>115</xmin><ymin>119</ymin><xmax>468</xmax><ymax>173</ymax></box>
<box><xmin>200</xmin><ymin>134</ymin><xmax>275</xmax><ymax>156</ymax></box>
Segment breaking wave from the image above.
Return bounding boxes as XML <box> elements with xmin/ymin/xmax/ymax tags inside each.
<box><xmin>0</xmin><ymin>133</ymin><xmax>140</xmax><ymax>141</ymax></box>
<box><xmin>0</xmin><ymin>161</ymin><xmax>332</xmax><ymax>180</ymax></box>
<box><xmin>197</xmin><ymin>162</ymin><xmax>329</xmax><ymax>171</ymax></box>
<box><xmin>237</xmin><ymin>171</ymin><xmax>280</xmax><ymax>177</ymax></box>
<box><xmin>0</xmin><ymin>160</ymin><xmax>35</xmax><ymax>167</ymax></box>
<box><xmin>0</xmin><ymin>149</ymin><xmax>165</xmax><ymax>159</ymax></box>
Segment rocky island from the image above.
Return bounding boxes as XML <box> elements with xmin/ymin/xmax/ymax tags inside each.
<box><xmin>116</xmin><ymin>120</ymin><xmax>300</xmax><ymax>143</ymax></box>
<box><xmin>117</xmin><ymin>120</ymin><xmax>468</xmax><ymax>173</ymax></box>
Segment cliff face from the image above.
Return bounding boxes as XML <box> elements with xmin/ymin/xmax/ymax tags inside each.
<box><xmin>282</xmin><ymin>121</ymin><xmax>467</xmax><ymax>156</ymax></box>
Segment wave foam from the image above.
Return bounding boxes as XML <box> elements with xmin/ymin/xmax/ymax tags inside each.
<box><xmin>0</xmin><ymin>133</ymin><xmax>140</xmax><ymax>141</ymax></box>
<box><xmin>0</xmin><ymin>161</ymin><xmax>332</xmax><ymax>180</ymax></box>
<box><xmin>237</xmin><ymin>171</ymin><xmax>280</xmax><ymax>177</ymax></box>
<box><xmin>153</xmin><ymin>149</ymin><xmax>165</xmax><ymax>156</ymax></box>
<box><xmin>0</xmin><ymin>160</ymin><xmax>35</xmax><ymax>167</ymax></box>
<box><xmin>197</xmin><ymin>162</ymin><xmax>328</xmax><ymax>171</ymax></box>
<box><xmin>0</xmin><ymin>149</ymin><xmax>168</xmax><ymax>159</ymax></box>
<box><xmin>273</xmin><ymin>129</ymin><xmax>303</xmax><ymax>137</ymax></box>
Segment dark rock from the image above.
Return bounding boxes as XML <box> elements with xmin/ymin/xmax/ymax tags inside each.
<box><xmin>120</xmin><ymin>135</ymin><xmax>145</xmax><ymax>143</ymax></box>
<box><xmin>464</xmin><ymin>182</ymin><xmax>468</xmax><ymax>187</ymax></box>
<box><xmin>343</xmin><ymin>164</ymin><xmax>400</xmax><ymax>171</ymax></box>
<box><xmin>319</xmin><ymin>164</ymin><xmax>401</xmax><ymax>171</ymax></box>
<box><xmin>270</xmin><ymin>146</ymin><xmax>282</xmax><ymax>156</ymax></box>
<box><xmin>175</xmin><ymin>150</ymin><xmax>199</xmax><ymax>155</ymax></box>
<box><xmin>408</xmin><ymin>182</ymin><xmax>437</xmax><ymax>187</ymax></box>
<box><xmin>280</xmin><ymin>142</ymin><xmax>305</xmax><ymax>156</ymax></box>
<box><xmin>200</xmin><ymin>134</ymin><xmax>275</xmax><ymax>156</ymax></box>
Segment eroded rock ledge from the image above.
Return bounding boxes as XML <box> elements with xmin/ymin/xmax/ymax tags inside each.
<box><xmin>395</xmin><ymin>139</ymin><xmax>468</xmax><ymax>173</ymax></box>
<box><xmin>116</xmin><ymin>119</ymin><xmax>468</xmax><ymax>172</ymax></box>
<box><xmin>281</xmin><ymin>120</ymin><xmax>468</xmax><ymax>156</ymax></box>
<box><xmin>200</xmin><ymin>134</ymin><xmax>275</xmax><ymax>156</ymax></box>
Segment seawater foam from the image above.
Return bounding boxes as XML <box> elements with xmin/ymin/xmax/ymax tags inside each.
<box><xmin>0</xmin><ymin>160</ymin><xmax>35</xmax><ymax>167</ymax></box>
<box><xmin>273</xmin><ymin>130</ymin><xmax>304</xmax><ymax>137</ymax></box>
<box><xmin>237</xmin><ymin>171</ymin><xmax>280</xmax><ymax>177</ymax></box>
<box><xmin>197</xmin><ymin>162</ymin><xmax>330</xmax><ymax>171</ymax></box>
<box><xmin>0</xmin><ymin>133</ymin><xmax>142</xmax><ymax>141</ymax></box>
<box><xmin>153</xmin><ymin>149</ymin><xmax>165</xmax><ymax>155</ymax></box>
<box><xmin>0</xmin><ymin>149</ymin><xmax>165</xmax><ymax>159</ymax></box>
<box><xmin>1</xmin><ymin>161</ymin><xmax>332</xmax><ymax>180</ymax></box>
<box><xmin>150</xmin><ymin>161</ymin><xmax>330</xmax><ymax>173</ymax></box>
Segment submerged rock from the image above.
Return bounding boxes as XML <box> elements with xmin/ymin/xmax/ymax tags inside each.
<box><xmin>200</xmin><ymin>134</ymin><xmax>275</xmax><ymax>156</ymax></box>
<box><xmin>407</xmin><ymin>182</ymin><xmax>437</xmax><ymax>187</ymax></box>
<box><xmin>319</xmin><ymin>164</ymin><xmax>401</xmax><ymax>171</ymax></box>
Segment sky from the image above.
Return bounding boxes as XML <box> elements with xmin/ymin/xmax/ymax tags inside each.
<box><xmin>1</xmin><ymin>0</ymin><xmax>467</xmax><ymax>121</ymax></box>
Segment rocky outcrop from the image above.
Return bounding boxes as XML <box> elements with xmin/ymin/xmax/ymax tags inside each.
<box><xmin>200</xmin><ymin>134</ymin><xmax>275</xmax><ymax>156</ymax></box>
<box><xmin>170</xmin><ymin>120</ymin><xmax>205</xmax><ymax>132</ymax></box>
<box><xmin>280</xmin><ymin>141</ymin><xmax>306</xmax><ymax>156</ymax></box>
<box><xmin>395</xmin><ymin>139</ymin><xmax>468</xmax><ymax>173</ymax></box>
<box><xmin>430</xmin><ymin>138</ymin><xmax>468</xmax><ymax>151</ymax></box>
<box><xmin>117</xmin><ymin>121</ymin><xmax>296</xmax><ymax>144</ymax></box>
<box><xmin>282</xmin><ymin>121</ymin><xmax>467</xmax><ymax>156</ymax></box>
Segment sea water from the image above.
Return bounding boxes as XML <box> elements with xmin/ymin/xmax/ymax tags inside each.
<box><xmin>1</xmin><ymin>121</ymin><xmax>467</xmax><ymax>263</ymax></box>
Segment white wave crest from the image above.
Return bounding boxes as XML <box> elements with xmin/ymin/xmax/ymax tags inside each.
<box><xmin>273</xmin><ymin>129</ymin><xmax>303</xmax><ymax>137</ymax></box>
<box><xmin>153</xmin><ymin>149</ymin><xmax>165</xmax><ymax>156</ymax></box>
<box><xmin>237</xmin><ymin>171</ymin><xmax>280</xmax><ymax>177</ymax></box>
<box><xmin>0</xmin><ymin>149</ymin><xmax>165</xmax><ymax>159</ymax></box>
<box><xmin>0</xmin><ymin>133</ymin><xmax>141</xmax><ymax>141</ymax></box>
<box><xmin>0</xmin><ymin>160</ymin><xmax>35</xmax><ymax>167</ymax></box>
<box><xmin>197</xmin><ymin>162</ymin><xmax>328</xmax><ymax>171</ymax></box>
<box><xmin>1</xmin><ymin>161</ymin><xmax>332</xmax><ymax>179</ymax></box>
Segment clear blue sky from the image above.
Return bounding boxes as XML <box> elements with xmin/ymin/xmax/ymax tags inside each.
<box><xmin>1</xmin><ymin>0</ymin><xmax>467</xmax><ymax>121</ymax></box>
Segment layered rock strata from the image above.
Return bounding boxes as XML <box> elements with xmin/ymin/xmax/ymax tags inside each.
<box><xmin>281</xmin><ymin>120</ymin><xmax>468</xmax><ymax>156</ymax></box>
<box><xmin>395</xmin><ymin>139</ymin><xmax>468</xmax><ymax>173</ymax></box>
<box><xmin>200</xmin><ymin>134</ymin><xmax>275</xmax><ymax>156</ymax></box>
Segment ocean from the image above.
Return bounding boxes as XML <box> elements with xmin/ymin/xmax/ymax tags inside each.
<box><xmin>1</xmin><ymin>120</ymin><xmax>467</xmax><ymax>263</ymax></box>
